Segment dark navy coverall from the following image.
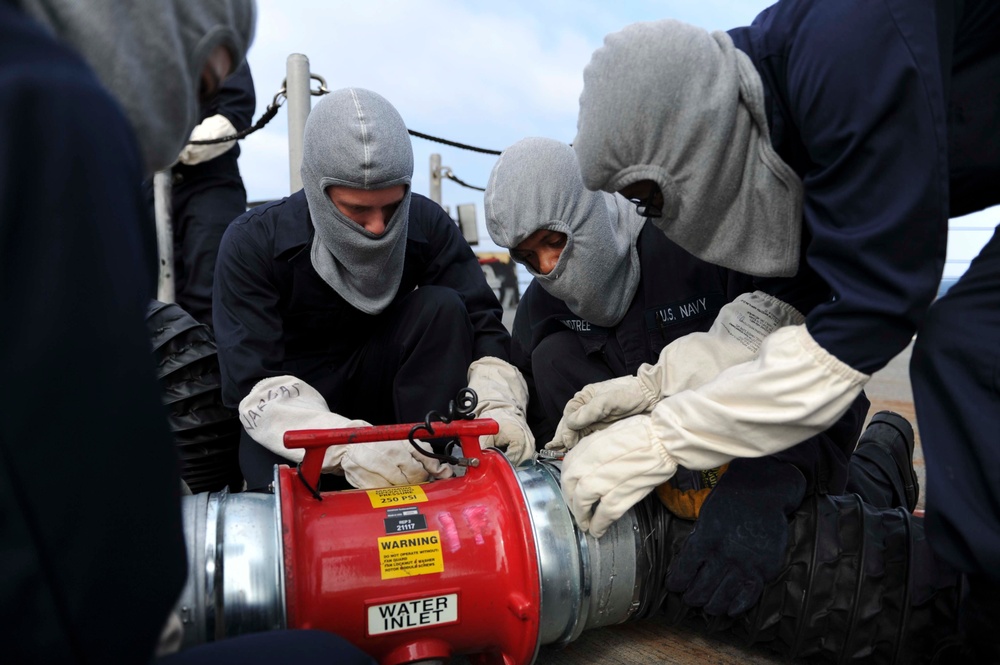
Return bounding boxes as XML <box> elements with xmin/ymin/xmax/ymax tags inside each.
<box><xmin>214</xmin><ymin>190</ymin><xmax>509</xmax><ymax>489</ymax></box>
<box><xmin>0</xmin><ymin>6</ymin><xmax>188</xmax><ymax>663</ymax></box>
<box><xmin>513</xmin><ymin>223</ymin><xmax>872</xmax><ymax>498</ymax></box>
<box><xmin>727</xmin><ymin>0</ymin><xmax>1000</xmax><ymax>582</ymax></box>
<box><xmin>170</xmin><ymin>62</ymin><xmax>255</xmax><ymax>326</ymax></box>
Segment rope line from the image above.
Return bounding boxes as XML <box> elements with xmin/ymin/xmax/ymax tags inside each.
<box><xmin>444</xmin><ymin>171</ymin><xmax>486</xmax><ymax>192</ymax></box>
<box><xmin>407</xmin><ymin>129</ymin><xmax>501</xmax><ymax>155</ymax></box>
<box><xmin>189</xmin><ymin>74</ymin><xmax>498</xmax><ymax>193</ymax></box>
<box><xmin>188</xmin><ymin>88</ymin><xmax>286</xmax><ymax>145</ymax></box>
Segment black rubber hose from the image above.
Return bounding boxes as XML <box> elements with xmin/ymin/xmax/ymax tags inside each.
<box><xmin>646</xmin><ymin>493</ymin><xmax>959</xmax><ymax>664</ymax></box>
<box><xmin>146</xmin><ymin>301</ymin><xmax>243</xmax><ymax>493</ymax></box>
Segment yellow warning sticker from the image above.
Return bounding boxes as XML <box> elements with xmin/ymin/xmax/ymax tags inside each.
<box><xmin>378</xmin><ymin>531</ymin><xmax>444</xmax><ymax>580</ymax></box>
<box><xmin>367</xmin><ymin>485</ymin><xmax>428</xmax><ymax>509</ymax></box>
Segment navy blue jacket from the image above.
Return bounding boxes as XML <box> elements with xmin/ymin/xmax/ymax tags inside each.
<box><xmin>172</xmin><ymin>61</ymin><xmax>255</xmax><ymax>191</ymax></box>
<box><xmin>513</xmin><ymin>223</ymin><xmax>867</xmax><ymax>491</ymax></box>
<box><xmin>513</xmin><ymin>224</ymin><xmax>754</xmax><ymax>383</ymax></box>
<box><xmin>214</xmin><ymin>190</ymin><xmax>509</xmax><ymax>409</ymax></box>
<box><xmin>729</xmin><ymin>0</ymin><xmax>999</xmax><ymax>374</ymax></box>
<box><xmin>0</xmin><ymin>4</ymin><xmax>186</xmax><ymax>662</ymax></box>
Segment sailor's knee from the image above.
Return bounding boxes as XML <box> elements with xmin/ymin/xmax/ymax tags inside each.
<box><xmin>532</xmin><ymin>331</ymin><xmax>581</xmax><ymax>377</ymax></box>
<box><xmin>414</xmin><ymin>284</ymin><xmax>465</xmax><ymax>311</ymax></box>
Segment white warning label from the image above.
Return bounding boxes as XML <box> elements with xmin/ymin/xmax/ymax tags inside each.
<box><xmin>367</xmin><ymin>593</ymin><xmax>459</xmax><ymax>635</ymax></box>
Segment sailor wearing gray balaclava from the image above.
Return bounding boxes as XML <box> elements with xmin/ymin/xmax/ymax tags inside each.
<box><xmin>214</xmin><ymin>88</ymin><xmax>538</xmax><ymax>491</ymax></box>
<box><xmin>562</xmin><ymin>8</ymin><xmax>1000</xmax><ymax>652</ymax></box>
<box><xmin>302</xmin><ymin>89</ymin><xmax>412</xmax><ymax>315</ymax></box>
<box><xmin>554</xmin><ymin>7</ymin><xmax>999</xmax><ymax>607</ymax></box>
<box><xmin>573</xmin><ymin>19</ymin><xmax>803</xmax><ymax>280</ymax></box>
<box><xmin>486</xmin><ymin>137</ymin><xmax>645</xmax><ymax>328</ymax></box>
<box><xmin>560</xmin><ymin>16</ymin><xmax>869</xmax><ymax>547</ymax></box>
<box><xmin>18</xmin><ymin>0</ymin><xmax>256</xmax><ymax>173</ymax></box>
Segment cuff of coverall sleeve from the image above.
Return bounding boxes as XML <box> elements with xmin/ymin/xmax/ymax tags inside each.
<box><xmin>759</xmin><ymin>291</ymin><xmax>806</xmax><ymax>326</ymax></box>
<box><xmin>796</xmin><ymin>325</ymin><xmax>870</xmax><ymax>384</ymax></box>
<box><xmin>638</xmin><ymin>374</ymin><xmax>660</xmax><ymax>407</ymax></box>
<box><xmin>650</xmin><ymin>423</ymin><xmax>681</xmax><ymax>475</ymax></box>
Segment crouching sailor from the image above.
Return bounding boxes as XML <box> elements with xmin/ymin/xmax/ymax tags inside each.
<box><xmin>214</xmin><ymin>88</ymin><xmax>533</xmax><ymax>490</ymax></box>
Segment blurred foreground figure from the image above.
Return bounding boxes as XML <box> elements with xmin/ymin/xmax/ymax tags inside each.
<box><xmin>0</xmin><ymin>1</ymin><xmax>372</xmax><ymax>663</ymax></box>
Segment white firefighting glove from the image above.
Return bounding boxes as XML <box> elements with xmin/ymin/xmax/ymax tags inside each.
<box><xmin>467</xmin><ymin>357</ymin><xmax>536</xmax><ymax>465</ymax></box>
<box><xmin>561</xmin><ymin>414</ymin><xmax>676</xmax><ymax>538</ymax></box>
<box><xmin>561</xmin><ymin>324</ymin><xmax>868</xmax><ymax>538</ymax></box>
<box><xmin>340</xmin><ymin>438</ymin><xmax>452</xmax><ymax>488</ymax></box>
<box><xmin>155</xmin><ymin>611</ymin><xmax>184</xmax><ymax>657</ymax></box>
<box><xmin>177</xmin><ymin>114</ymin><xmax>237</xmax><ymax>165</ymax></box>
<box><xmin>239</xmin><ymin>375</ymin><xmax>452</xmax><ymax>488</ymax></box>
<box><xmin>548</xmin><ymin>291</ymin><xmax>803</xmax><ymax>451</ymax></box>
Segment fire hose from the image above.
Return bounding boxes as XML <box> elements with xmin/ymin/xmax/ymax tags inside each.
<box><xmin>173</xmin><ymin>419</ymin><xmax>960</xmax><ymax>664</ymax></box>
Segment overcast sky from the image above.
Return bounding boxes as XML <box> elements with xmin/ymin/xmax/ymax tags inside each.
<box><xmin>239</xmin><ymin>0</ymin><xmax>996</xmax><ymax>279</ymax></box>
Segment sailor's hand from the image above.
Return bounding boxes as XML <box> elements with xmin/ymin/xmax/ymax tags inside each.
<box><xmin>480</xmin><ymin>410</ymin><xmax>536</xmax><ymax>465</ymax></box>
<box><xmin>342</xmin><ymin>439</ymin><xmax>453</xmax><ymax>489</ymax></box>
<box><xmin>560</xmin><ymin>414</ymin><xmax>678</xmax><ymax>538</ymax></box>
<box><xmin>548</xmin><ymin>376</ymin><xmax>656</xmax><ymax>452</ymax></box>
<box><xmin>177</xmin><ymin>114</ymin><xmax>237</xmax><ymax>165</ymax></box>
<box><xmin>467</xmin><ymin>357</ymin><xmax>536</xmax><ymax>465</ymax></box>
<box><xmin>548</xmin><ymin>291</ymin><xmax>806</xmax><ymax>453</ymax></box>
<box><xmin>666</xmin><ymin>457</ymin><xmax>805</xmax><ymax>616</ymax></box>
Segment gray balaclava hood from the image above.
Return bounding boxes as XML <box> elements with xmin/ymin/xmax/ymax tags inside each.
<box><xmin>486</xmin><ymin>137</ymin><xmax>645</xmax><ymax>327</ymax></box>
<box><xmin>574</xmin><ymin>19</ymin><xmax>803</xmax><ymax>278</ymax></box>
<box><xmin>19</xmin><ymin>0</ymin><xmax>256</xmax><ymax>174</ymax></box>
<box><xmin>302</xmin><ymin>88</ymin><xmax>413</xmax><ymax>315</ymax></box>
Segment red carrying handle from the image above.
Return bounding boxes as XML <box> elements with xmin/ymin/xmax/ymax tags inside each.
<box><xmin>283</xmin><ymin>419</ymin><xmax>500</xmax><ymax>492</ymax></box>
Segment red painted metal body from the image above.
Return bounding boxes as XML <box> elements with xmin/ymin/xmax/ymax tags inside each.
<box><xmin>280</xmin><ymin>420</ymin><xmax>541</xmax><ymax>665</ymax></box>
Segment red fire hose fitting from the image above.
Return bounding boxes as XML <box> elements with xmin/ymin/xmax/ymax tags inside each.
<box><xmin>280</xmin><ymin>419</ymin><xmax>540</xmax><ymax>665</ymax></box>
<box><xmin>175</xmin><ymin>419</ymin><xmax>644</xmax><ymax>664</ymax></box>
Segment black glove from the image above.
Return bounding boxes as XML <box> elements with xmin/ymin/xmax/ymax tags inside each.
<box><xmin>665</xmin><ymin>456</ymin><xmax>806</xmax><ymax>616</ymax></box>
